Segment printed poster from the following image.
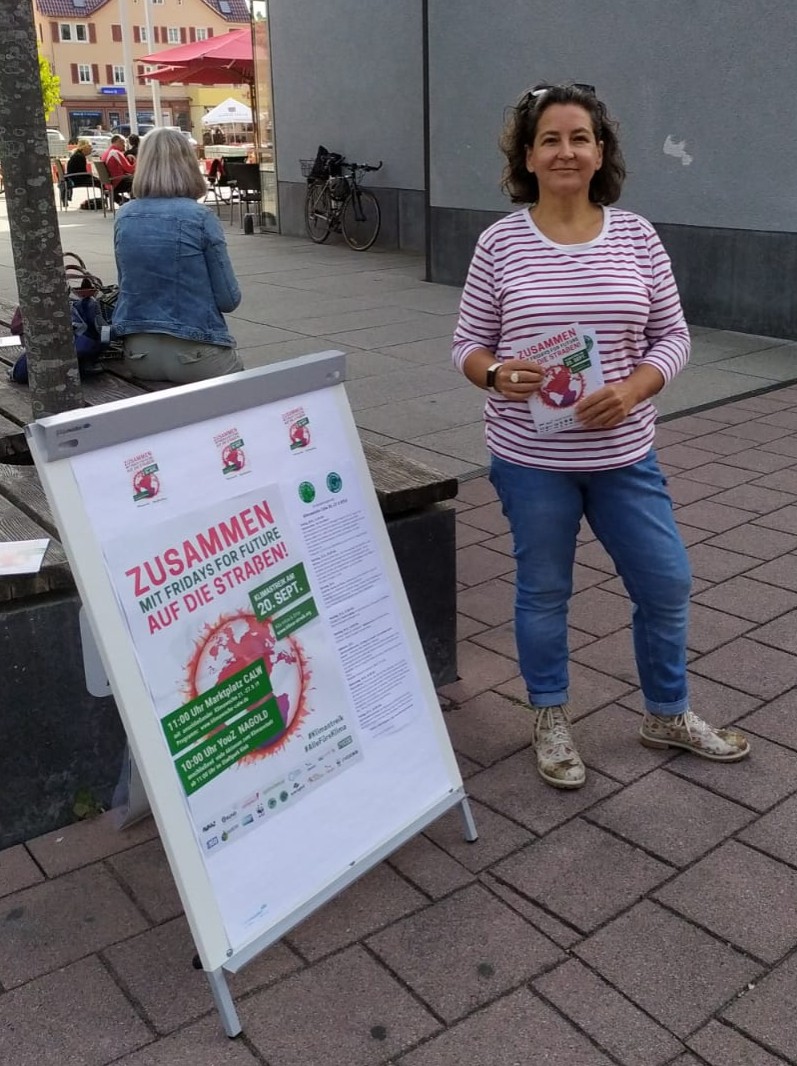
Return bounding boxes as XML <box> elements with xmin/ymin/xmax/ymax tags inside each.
<box><xmin>102</xmin><ymin>484</ymin><xmax>364</xmax><ymax>856</ymax></box>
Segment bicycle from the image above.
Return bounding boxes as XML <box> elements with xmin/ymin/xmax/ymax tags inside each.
<box><xmin>301</xmin><ymin>157</ymin><xmax>383</xmax><ymax>251</ymax></box>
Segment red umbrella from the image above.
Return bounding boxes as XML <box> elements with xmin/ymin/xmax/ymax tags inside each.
<box><xmin>146</xmin><ymin>63</ymin><xmax>251</xmax><ymax>86</ymax></box>
<box><xmin>140</xmin><ymin>27</ymin><xmax>251</xmax><ymax>66</ymax></box>
<box><xmin>140</xmin><ymin>27</ymin><xmax>253</xmax><ymax>84</ymax></box>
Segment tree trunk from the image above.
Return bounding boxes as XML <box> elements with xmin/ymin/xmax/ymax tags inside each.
<box><xmin>0</xmin><ymin>0</ymin><xmax>82</xmax><ymax>417</ymax></box>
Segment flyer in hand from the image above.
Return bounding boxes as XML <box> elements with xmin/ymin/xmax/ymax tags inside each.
<box><xmin>509</xmin><ymin>323</ymin><xmax>604</xmax><ymax>435</ymax></box>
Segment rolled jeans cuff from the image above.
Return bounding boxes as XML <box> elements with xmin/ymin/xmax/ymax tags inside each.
<box><xmin>643</xmin><ymin>695</ymin><xmax>689</xmax><ymax>717</ymax></box>
<box><xmin>528</xmin><ymin>690</ymin><xmax>569</xmax><ymax>709</ymax></box>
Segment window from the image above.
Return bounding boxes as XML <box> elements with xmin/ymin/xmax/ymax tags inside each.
<box><xmin>139</xmin><ymin>25</ymin><xmax>148</xmax><ymax>42</ymax></box>
<box><xmin>151</xmin><ymin>0</ymin><xmax>164</xmax><ymax>5</ymax></box>
<box><xmin>78</xmin><ymin>63</ymin><xmax>92</xmax><ymax>83</ymax></box>
<box><xmin>60</xmin><ymin>22</ymin><xmax>88</xmax><ymax>41</ymax></box>
<box><xmin>219</xmin><ymin>0</ymin><xmax>231</xmax><ymax>12</ymax></box>
<box><xmin>113</xmin><ymin>65</ymin><xmax>126</xmax><ymax>84</ymax></box>
<box><xmin>167</xmin><ymin>26</ymin><xmax>179</xmax><ymax>42</ymax></box>
<box><xmin>195</xmin><ymin>27</ymin><xmax>207</xmax><ymax>39</ymax></box>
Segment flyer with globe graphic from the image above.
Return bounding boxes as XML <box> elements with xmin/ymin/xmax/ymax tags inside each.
<box><xmin>508</xmin><ymin>323</ymin><xmax>604</xmax><ymax>435</ymax></box>
<box><xmin>100</xmin><ymin>483</ymin><xmax>364</xmax><ymax>855</ymax></box>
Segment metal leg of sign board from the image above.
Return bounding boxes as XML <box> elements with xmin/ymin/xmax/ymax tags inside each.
<box><xmin>459</xmin><ymin>796</ymin><xmax>479</xmax><ymax>842</ymax></box>
<box><xmin>206</xmin><ymin>967</ymin><xmax>242</xmax><ymax>1038</ymax></box>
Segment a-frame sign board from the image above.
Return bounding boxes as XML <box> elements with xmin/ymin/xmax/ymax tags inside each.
<box><xmin>28</xmin><ymin>352</ymin><xmax>476</xmax><ymax>1036</ymax></box>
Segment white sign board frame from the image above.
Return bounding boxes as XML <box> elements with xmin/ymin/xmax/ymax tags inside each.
<box><xmin>28</xmin><ymin>352</ymin><xmax>476</xmax><ymax>1037</ymax></box>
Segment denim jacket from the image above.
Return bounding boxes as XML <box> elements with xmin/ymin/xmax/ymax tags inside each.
<box><xmin>113</xmin><ymin>197</ymin><xmax>241</xmax><ymax>348</ymax></box>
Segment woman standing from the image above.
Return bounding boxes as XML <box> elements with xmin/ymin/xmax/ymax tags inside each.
<box><xmin>112</xmin><ymin>127</ymin><xmax>243</xmax><ymax>384</ymax></box>
<box><xmin>452</xmin><ymin>83</ymin><xmax>749</xmax><ymax>789</ymax></box>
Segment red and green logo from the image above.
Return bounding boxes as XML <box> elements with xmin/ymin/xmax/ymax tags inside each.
<box><xmin>133</xmin><ymin>466</ymin><xmax>160</xmax><ymax>501</ymax></box>
<box><xmin>222</xmin><ymin>440</ymin><xmax>245</xmax><ymax>474</ymax></box>
<box><xmin>289</xmin><ymin>418</ymin><xmax>311</xmax><ymax>450</ymax></box>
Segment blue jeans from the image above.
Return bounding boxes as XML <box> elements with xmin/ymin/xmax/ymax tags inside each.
<box><xmin>489</xmin><ymin>450</ymin><xmax>691</xmax><ymax>716</ymax></box>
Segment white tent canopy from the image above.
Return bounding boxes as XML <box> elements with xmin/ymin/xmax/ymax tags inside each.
<box><xmin>201</xmin><ymin>97</ymin><xmax>252</xmax><ymax>126</ymax></box>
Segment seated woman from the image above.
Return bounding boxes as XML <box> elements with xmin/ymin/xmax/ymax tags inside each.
<box><xmin>61</xmin><ymin>139</ymin><xmax>98</xmax><ymax>205</ymax></box>
<box><xmin>112</xmin><ymin>127</ymin><xmax>244</xmax><ymax>384</ymax></box>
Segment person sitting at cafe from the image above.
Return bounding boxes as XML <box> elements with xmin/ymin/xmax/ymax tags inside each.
<box><xmin>126</xmin><ymin>134</ymin><xmax>141</xmax><ymax>160</ymax></box>
<box><xmin>101</xmin><ymin>135</ymin><xmax>135</xmax><ymax>202</ymax></box>
<box><xmin>61</xmin><ymin>138</ymin><xmax>97</xmax><ymax>205</ymax></box>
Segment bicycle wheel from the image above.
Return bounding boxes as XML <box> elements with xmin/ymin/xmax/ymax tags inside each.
<box><xmin>341</xmin><ymin>188</ymin><xmax>381</xmax><ymax>251</ymax></box>
<box><xmin>305</xmin><ymin>182</ymin><xmax>332</xmax><ymax>243</ymax></box>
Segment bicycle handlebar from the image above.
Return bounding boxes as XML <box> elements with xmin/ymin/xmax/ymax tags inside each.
<box><xmin>345</xmin><ymin>161</ymin><xmax>383</xmax><ymax>173</ymax></box>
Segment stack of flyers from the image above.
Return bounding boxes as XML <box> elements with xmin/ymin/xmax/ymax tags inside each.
<box><xmin>507</xmin><ymin>324</ymin><xmax>604</xmax><ymax>435</ymax></box>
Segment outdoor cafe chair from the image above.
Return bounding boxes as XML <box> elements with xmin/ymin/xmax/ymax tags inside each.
<box><xmin>203</xmin><ymin>157</ymin><xmax>236</xmax><ymax>216</ymax></box>
<box><xmin>90</xmin><ymin>159</ymin><xmax>117</xmax><ymax>218</ymax></box>
<box><xmin>53</xmin><ymin>157</ymin><xmax>104</xmax><ymax>213</ymax></box>
<box><xmin>223</xmin><ymin>161</ymin><xmax>262</xmax><ymax>229</ymax></box>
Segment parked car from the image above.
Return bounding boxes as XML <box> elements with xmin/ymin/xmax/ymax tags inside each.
<box><xmin>113</xmin><ymin>123</ymin><xmax>155</xmax><ymax>139</ymax></box>
<box><xmin>46</xmin><ymin>128</ymin><xmax>67</xmax><ymax>157</ymax></box>
<box><xmin>162</xmin><ymin>125</ymin><xmax>198</xmax><ymax>148</ymax></box>
<box><xmin>86</xmin><ymin>133</ymin><xmax>113</xmax><ymax>156</ymax></box>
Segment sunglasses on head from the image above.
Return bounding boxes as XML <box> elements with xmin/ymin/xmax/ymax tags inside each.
<box><xmin>519</xmin><ymin>83</ymin><xmax>596</xmax><ymax>108</ymax></box>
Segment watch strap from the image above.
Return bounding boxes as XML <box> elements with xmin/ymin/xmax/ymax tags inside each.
<box><xmin>485</xmin><ymin>362</ymin><xmax>502</xmax><ymax>391</ymax></box>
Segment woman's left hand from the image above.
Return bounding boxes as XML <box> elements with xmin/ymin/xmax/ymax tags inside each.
<box><xmin>575</xmin><ymin>382</ymin><xmax>636</xmax><ymax>429</ymax></box>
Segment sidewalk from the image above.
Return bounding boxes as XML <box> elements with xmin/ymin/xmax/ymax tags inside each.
<box><xmin>3</xmin><ymin>204</ymin><xmax>797</xmax><ymax>1064</ymax></box>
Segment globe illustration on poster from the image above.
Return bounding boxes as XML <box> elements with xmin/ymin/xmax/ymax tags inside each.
<box><xmin>185</xmin><ymin>610</ymin><xmax>310</xmax><ymax>759</ymax></box>
<box><xmin>538</xmin><ymin>364</ymin><xmax>586</xmax><ymax>409</ymax></box>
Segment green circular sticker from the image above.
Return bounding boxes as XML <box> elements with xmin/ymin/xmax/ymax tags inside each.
<box><xmin>327</xmin><ymin>471</ymin><xmax>343</xmax><ymax>493</ymax></box>
<box><xmin>298</xmin><ymin>481</ymin><xmax>316</xmax><ymax>503</ymax></box>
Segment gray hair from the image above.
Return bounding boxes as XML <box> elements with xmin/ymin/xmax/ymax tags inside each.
<box><xmin>132</xmin><ymin>127</ymin><xmax>206</xmax><ymax>200</ymax></box>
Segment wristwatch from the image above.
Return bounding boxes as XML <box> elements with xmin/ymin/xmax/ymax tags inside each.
<box><xmin>485</xmin><ymin>362</ymin><xmax>502</xmax><ymax>392</ymax></box>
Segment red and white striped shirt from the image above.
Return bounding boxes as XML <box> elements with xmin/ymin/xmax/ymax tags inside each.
<box><xmin>452</xmin><ymin>206</ymin><xmax>690</xmax><ymax>470</ymax></box>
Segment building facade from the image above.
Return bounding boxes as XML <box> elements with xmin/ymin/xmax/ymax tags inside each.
<box><xmin>34</xmin><ymin>0</ymin><xmax>249</xmax><ymax>139</ymax></box>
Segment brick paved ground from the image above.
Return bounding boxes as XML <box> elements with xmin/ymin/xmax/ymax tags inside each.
<box><xmin>5</xmin><ymin>392</ymin><xmax>797</xmax><ymax>1063</ymax></box>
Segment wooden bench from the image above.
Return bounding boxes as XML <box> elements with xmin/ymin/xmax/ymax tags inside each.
<box><xmin>0</xmin><ymin>349</ymin><xmax>459</xmax><ymax>847</ymax></box>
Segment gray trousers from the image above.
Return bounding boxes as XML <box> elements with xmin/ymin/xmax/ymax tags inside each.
<box><xmin>122</xmin><ymin>332</ymin><xmax>243</xmax><ymax>384</ymax></box>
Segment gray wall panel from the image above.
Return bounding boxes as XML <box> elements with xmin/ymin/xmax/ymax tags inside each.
<box><xmin>268</xmin><ymin>0</ymin><xmax>424</xmax><ymax>190</ymax></box>
<box><xmin>428</xmin><ymin>0</ymin><xmax>797</xmax><ymax>233</ymax></box>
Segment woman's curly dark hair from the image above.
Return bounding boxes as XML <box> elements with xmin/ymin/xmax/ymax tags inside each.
<box><xmin>500</xmin><ymin>83</ymin><xmax>626</xmax><ymax>205</ymax></box>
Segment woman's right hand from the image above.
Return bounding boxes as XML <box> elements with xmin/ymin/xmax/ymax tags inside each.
<box><xmin>493</xmin><ymin>359</ymin><xmax>544</xmax><ymax>400</ymax></box>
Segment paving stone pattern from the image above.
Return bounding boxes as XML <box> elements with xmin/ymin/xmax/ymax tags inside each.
<box><xmin>5</xmin><ymin>394</ymin><xmax>797</xmax><ymax>1062</ymax></box>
